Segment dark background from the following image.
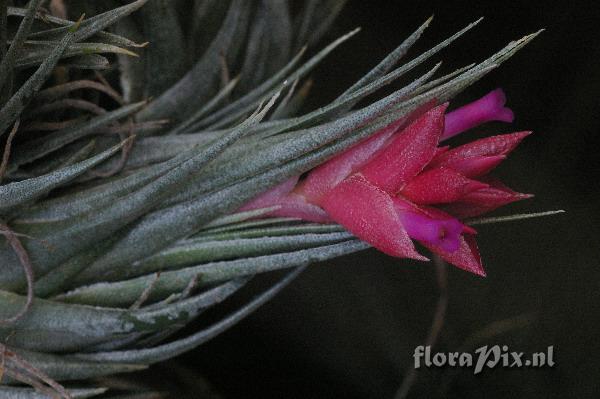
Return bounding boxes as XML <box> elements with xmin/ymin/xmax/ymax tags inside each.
<box><xmin>163</xmin><ymin>1</ymin><xmax>600</xmax><ymax>398</ymax></box>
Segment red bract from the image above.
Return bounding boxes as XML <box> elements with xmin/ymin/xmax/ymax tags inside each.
<box><xmin>239</xmin><ymin>89</ymin><xmax>532</xmax><ymax>276</ymax></box>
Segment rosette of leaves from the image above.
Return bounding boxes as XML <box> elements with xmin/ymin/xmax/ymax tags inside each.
<box><xmin>0</xmin><ymin>0</ymin><xmax>541</xmax><ymax>397</ymax></box>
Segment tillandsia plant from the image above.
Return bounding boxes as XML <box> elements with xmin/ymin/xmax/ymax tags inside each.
<box><xmin>0</xmin><ymin>0</ymin><xmax>561</xmax><ymax>397</ymax></box>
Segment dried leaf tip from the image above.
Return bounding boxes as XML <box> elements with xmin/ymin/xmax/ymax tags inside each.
<box><xmin>68</xmin><ymin>14</ymin><xmax>85</xmax><ymax>32</ymax></box>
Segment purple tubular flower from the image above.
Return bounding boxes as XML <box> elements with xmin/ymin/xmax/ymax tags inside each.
<box><xmin>396</xmin><ymin>210</ymin><xmax>463</xmax><ymax>252</ymax></box>
<box><xmin>442</xmin><ymin>88</ymin><xmax>514</xmax><ymax>141</ymax></box>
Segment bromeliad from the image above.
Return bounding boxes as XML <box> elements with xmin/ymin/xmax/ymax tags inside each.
<box><xmin>240</xmin><ymin>90</ymin><xmax>532</xmax><ymax>276</ymax></box>
<box><xmin>0</xmin><ymin>1</ymin><xmax>549</xmax><ymax>394</ymax></box>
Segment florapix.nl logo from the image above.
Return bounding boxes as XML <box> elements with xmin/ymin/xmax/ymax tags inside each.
<box><xmin>413</xmin><ymin>345</ymin><xmax>555</xmax><ymax>374</ymax></box>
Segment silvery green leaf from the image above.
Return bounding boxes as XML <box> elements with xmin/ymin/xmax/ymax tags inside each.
<box><xmin>0</xmin><ymin>97</ymin><xmax>276</xmax><ymax>291</ymax></box>
<box><xmin>233</xmin><ymin>5</ymin><xmax>269</xmax><ymax>94</ymax></box>
<box><xmin>196</xmin><ymin>27</ymin><xmax>360</xmax><ymax>130</ymax></box>
<box><xmin>9</xmin><ymin>101</ymin><xmax>145</xmax><ymax>168</ymax></box>
<box><xmin>102</xmin><ymin>231</ymin><xmax>352</xmax><ymax>282</ymax></box>
<box><xmin>466</xmin><ymin>210</ymin><xmax>565</xmax><ymax>225</ymax></box>
<box><xmin>130</xmin><ymin>277</ymin><xmax>249</xmax><ymax>323</ymax></box>
<box><xmin>339</xmin><ymin>16</ymin><xmax>433</xmax><ymax>97</ymax></box>
<box><xmin>0</xmin><ymin>27</ymin><xmax>75</xmax><ymax>135</ymax></box>
<box><xmin>72</xmin><ymin>267</ymin><xmax>305</xmax><ymax>364</ymax></box>
<box><xmin>257</xmin><ymin>17</ymin><xmax>480</xmax><ymax>131</ymax></box>
<box><xmin>166</xmin><ymin>77</ymin><xmax>240</xmax><ymax>136</ymax></box>
<box><xmin>332</xmin><ymin>18</ymin><xmax>482</xmax><ymax>114</ymax></box>
<box><xmin>111</xmin><ymin>5</ymin><xmax>147</xmax><ymax>103</ymax></box>
<box><xmin>0</xmin><ymin>290</ymin><xmax>136</xmax><ymax>351</ymax></box>
<box><xmin>195</xmin><ymin>222</ymin><xmax>344</xmax><ymax>242</ymax></box>
<box><xmin>10</xmin><ymin>139</ymin><xmax>96</xmax><ymax>179</ymax></box>
<box><xmin>0</xmin><ymin>139</ymin><xmax>128</xmax><ymax>214</ymax></box>
<box><xmin>15</xmin><ymin>41</ymin><xmax>137</xmax><ymax>68</ymax></box>
<box><xmin>293</xmin><ymin>0</ymin><xmax>347</xmax><ymax>51</ymax></box>
<box><xmin>0</xmin><ymin>0</ymin><xmax>43</xmax><ymax>91</ymax></box>
<box><xmin>139</xmin><ymin>0</ymin><xmax>187</xmax><ymax>97</ymax></box>
<box><xmin>262</xmin><ymin>0</ymin><xmax>292</xmax><ymax>78</ymax></box>
<box><xmin>195</xmin><ymin>217</ymin><xmax>302</xmax><ymax>235</ymax></box>
<box><xmin>268</xmin><ymin>78</ymin><xmax>312</xmax><ymax>120</ymax></box>
<box><xmin>6</xmin><ymin>347</ymin><xmax>145</xmax><ymax>382</ymax></box>
<box><xmin>137</xmin><ymin>0</ymin><xmax>251</xmax><ymax>122</ymax></box>
<box><xmin>60</xmin><ymin>54</ymin><xmax>110</xmax><ymax>70</ymax></box>
<box><xmin>0</xmin><ymin>279</ymin><xmax>244</xmax><ymax>351</ymax></box>
<box><xmin>254</xmin><ymin>60</ymin><xmax>442</xmax><ymax>139</ymax></box>
<box><xmin>0</xmin><ymin>3</ymin><xmax>6</xmax><ymax>76</ymax></box>
<box><xmin>14</xmin><ymin>137</ymin><xmax>211</xmax><ymax>223</ymax></box>
<box><xmin>197</xmin><ymin>206</ymin><xmax>281</xmax><ymax>230</ymax></box>
<box><xmin>187</xmin><ymin>0</ymin><xmax>232</xmax><ymax>61</ymax></box>
<box><xmin>95</xmin><ymin>393</ymin><xmax>164</xmax><ymax>399</ymax></box>
<box><xmin>63</xmin><ymin>240</ymin><xmax>365</xmax><ymax>306</ymax></box>
<box><xmin>27</xmin><ymin>0</ymin><xmax>149</xmax><ymax>43</ymax></box>
<box><xmin>6</xmin><ymin>6</ymin><xmax>144</xmax><ymax>48</ymax></box>
<box><xmin>235</xmin><ymin>0</ymin><xmax>291</xmax><ymax>95</ymax></box>
<box><xmin>85</xmin><ymin>132</ymin><xmax>219</xmax><ymax>176</ymax></box>
<box><xmin>0</xmin><ymin>387</ymin><xmax>107</xmax><ymax>399</ymax></box>
<box><xmin>411</xmin><ymin>63</ymin><xmax>475</xmax><ymax>95</ymax></box>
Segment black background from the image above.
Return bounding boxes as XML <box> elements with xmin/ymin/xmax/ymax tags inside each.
<box><xmin>164</xmin><ymin>1</ymin><xmax>600</xmax><ymax>398</ymax></box>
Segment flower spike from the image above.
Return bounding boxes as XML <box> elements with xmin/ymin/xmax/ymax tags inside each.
<box><xmin>239</xmin><ymin>90</ymin><xmax>533</xmax><ymax>276</ymax></box>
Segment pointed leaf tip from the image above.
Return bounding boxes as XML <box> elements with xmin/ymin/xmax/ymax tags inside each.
<box><xmin>424</xmin><ymin>234</ymin><xmax>485</xmax><ymax>276</ymax></box>
<box><xmin>69</xmin><ymin>14</ymin><xmax>85</xmax><ymax>32</ymax></box>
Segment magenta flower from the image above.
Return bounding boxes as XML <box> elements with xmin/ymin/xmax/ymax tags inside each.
<box><xmin>239</xmin><ymin>89</ymin><xmax>532</xmax><ymax>276</ymax></box>
<box><xmin>442</xmin><ymin>88</ymin><xmax>514</xmax><ymax>140</ymax></box>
